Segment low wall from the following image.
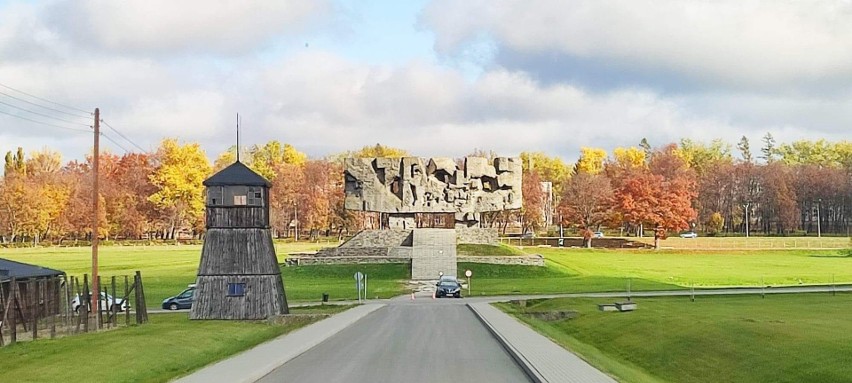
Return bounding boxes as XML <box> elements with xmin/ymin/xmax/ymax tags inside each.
<box><xmin>286</xmin><ymin>254</ymin><xmax>544</xmax><ymax>267</ymax></box>
<box><xmin>340</xmin><ymin>229</ymin><xmax>412</xmax><ymax>248</ymax></box>
<box><xmin>315</xmin><ymin>247</ymin><xmax>389</xmax><ymax>257</ymax></box>
<box><xmin>457</xmin><ymin>255</ymin><xmax>545</xmax><ymax>267</ymax></box>
<box><xmin>456</xmin><ymin>228</ymin><xmax>498</xmax><ymax>245</ymax></box>
<box><xmin>286</xmin><ymin>257</ymin><xmax>410</xmax><ymax>266</ymax></box>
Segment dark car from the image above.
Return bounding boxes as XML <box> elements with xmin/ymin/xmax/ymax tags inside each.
<box><xmin>162</xmin><ymin>286</ymin><xmax>195</xmax><ymax>310</ymax></box>
<box><xmin>436</xmin><ymin>280</ymin><xmax>462</xmax><ymax>298</ymax></box>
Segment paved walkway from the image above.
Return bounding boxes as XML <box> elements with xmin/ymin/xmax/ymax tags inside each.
<box><xmin>174</xmin><ymin>303</ymin><xmax>385</xmax><ymax>383</ymax></box>
<box><xmin>469</xmin><ymin>302</ymin><xmax>616</xmax><ymax>383</ymax></box>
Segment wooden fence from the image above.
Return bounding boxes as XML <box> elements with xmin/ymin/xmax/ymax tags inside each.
<box><xmin>0</xmin><ymin>271</ymin><xmax>148</xmax><ymax>346</ymax></box>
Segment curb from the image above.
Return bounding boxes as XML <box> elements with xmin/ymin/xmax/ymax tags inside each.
<box><xmin>467</xmin><ymin>303</ymin><xmax>545</xmax><ymax>383</ymax></box>
<box><xmin>174</xmin><ymin>303</ymin><xmax>385</xmax><ymax>383</ymax></box>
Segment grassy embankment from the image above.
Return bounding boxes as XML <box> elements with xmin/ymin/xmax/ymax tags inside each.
<box><xmin>0</xmin><ymin>305</ymin><xmax>352</xmax><ymax>383</ymax></box>
<box><xmin>498</xmin><ymin>293</ymin><xmax>852</xmax><ymax>383</ymax></box>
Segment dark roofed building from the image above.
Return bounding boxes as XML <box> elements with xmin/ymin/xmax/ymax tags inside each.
<box><xmin>0</xmin><ymin>258</ymin><xmax>64</xmax><ymax>282</ymax></box>
<box><xmin>1</xmin><ymin>258</ymin><xmax>65</xmax><ymax>323</ymax></box>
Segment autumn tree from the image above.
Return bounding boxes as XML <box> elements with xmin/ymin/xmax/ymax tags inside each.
<box><xmin>148</xmin><ymin>138</ymin><xmax>211</xmax><ymax>239</ymax></box>
<box><xmin>757</xmin><ymin>162</ymin><xmax>797</xmax><ymax>234</ymax></box>
<box><xmin>269</xmin><ymin>162</ymin><xmax>305</xmax><ymax>238</ymax></box>
<box><xmin>520</xmin><ymin>170</ymin><xmax>545</xmax><ymax>235</ymax></box>
<box><xmin>519</xmin><ymin>151</ymin><xmax>572</xmax><ymax>195</ymax></box>
<box><xmin>706</xmin><ymin>212</ymin><xmax>724</xmax><ymax>235</ymax></box>
<box><xmin>574</xmin><ymin>147</ymin><xmax>607</xmax><ymax>175</ymax></box>
<box><xmin>613</xmin><ymin>144</ymin><xmax>697</xmax><ymax>248</ymax></box>
<box><xmin>348</xmin><ymin>144</ymin><xmax>409</xmax><ymax>158</ymax></box>
<box><xmin>298</xmin><ymin>160</ymin><xmax>339</xmax><ymax>239</ymax></box>
<box><xmin>558</xmin><ymin>171</ymin><xmax>613</xmax><ymax>247</ymax></box>
<box><xmin>249</xmin><ymin>141</ymin><xmax>308</xmax><ymax>180</ymax></box>
<box><xmin>676</xmin><ymin>138</ymin><xmax>733</xmax><ymax>176</ymax></box>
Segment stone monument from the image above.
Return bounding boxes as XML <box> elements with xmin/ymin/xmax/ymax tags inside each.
<box><xmin>344</xmin><ymin>157</ymin><xmax>522</xmax><ymax>228</ymax></box>
<box><xmin>342</xmin><ymin>157</ymin><xmax>522</xmax><ymax>279</ymax></box>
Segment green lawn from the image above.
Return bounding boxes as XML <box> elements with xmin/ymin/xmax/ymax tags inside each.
<box><xmin>282</xmin><ymin>263</ymin><xmax>410</xmax><ymax>301</ymax></box>
<box><xmin>2</xmin><ymin>244</ymin><xmax>850</xmax><ymax>305</ymax></box>
<box><xmin>0</xmin><ymin>305</ymin><xmax>348</xmax><ymax>383</ymax></box>
<box><xmin>498</xmin><ymin>293</ymin><xmax>852</xmax><ymax>383</ymax></box>
<box><xmin>0</xmin><ymin>244</ymin><xmax>410</xmax><ymax>306</ymax></box>
<box><xmin>457</xmin><ymin>262</ymin><xmax>680</xmax><ymax>296</ymax></box>
<box><xmin>536</xmin><ymin>248</ymin><xmax>852</xmax><ymax>287</ymax></box>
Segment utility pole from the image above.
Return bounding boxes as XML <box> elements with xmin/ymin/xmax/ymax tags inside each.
<box><xmin>294</xmin><ymin>202</ymin><xmax>299</xmax><ymax>241</ymax></box>
<box><xmin>92</xmin><ymin>108</ymin><xmax>100</xmax><ymax>320</ymax></box>
<box><xmin>816</xmin><ymin>199</ymin><xmax>822</xmax><ymax>238</ymax></box>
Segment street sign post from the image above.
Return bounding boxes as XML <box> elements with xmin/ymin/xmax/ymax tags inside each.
<box><xmin>465</xmin><ymin>269</ymin><xmax>472</xmax><ymax>296</ymax></box>
<box><xmin>354</xmin><ymin>272</ymin><xmax>364</xmax><ymax>303</ymax></box>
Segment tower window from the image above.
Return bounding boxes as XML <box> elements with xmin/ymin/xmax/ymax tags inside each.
<box><xmin>247</xmin><ymin>187</ymin><xmax>263</xmax><ymax>205</ymax></box>
<box><xmin>227</xmin><ymin>283</ymin><xmax>246</xmax><ymax>297</ymax></box>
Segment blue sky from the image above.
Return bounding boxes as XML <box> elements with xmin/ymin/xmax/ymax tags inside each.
<box><xmin>0</xmin><ymin>0</ymin><xmax>850</xmax><ymax>164</ymax></box>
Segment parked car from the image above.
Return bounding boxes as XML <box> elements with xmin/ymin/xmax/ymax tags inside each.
<box><xmin>71</xmin><ymin>292</ymin><xmax>129</xmax><ymax>313</ymax></box>
<box><xmin>593</xmin><ymin>231</ymin><xmax>605</xmax><ymax>238</ymax></box>
<box><xmin>680</xmin><ymin>232</ymin><xmax>698</xmax><ymax>238</ymax></box>
<box><xmin>162</xmin><ymin>286</ymin><xmax>195</xmax><ymax>310</ymax></box>
<box><xmin>435</xmin><ymin>280</ymin><xmax>462</xmax><ymax>298</ymax></box>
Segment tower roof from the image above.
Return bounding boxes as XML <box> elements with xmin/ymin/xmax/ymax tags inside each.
<box><xmin>203</xmin><ymin>161</ymin><xmax>271</xmax><ymax>187</ymax></box>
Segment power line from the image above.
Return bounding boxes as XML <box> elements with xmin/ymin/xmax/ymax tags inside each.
<box><xmin>0</xmin><ymin>81</ymin><xmax>92</xmax><ymax>116</ymax></box>
<box><xmin>100</xmin><ymin>119</ymin><xmax>147</xmax><ymax>152</ymax></box>
<box><xmin>0</xmin><ymin>99</ymin><xmax>91</xmax><ymax>127</ymax></box>
<box><xmin>0</xmin><ymin>89</ymin><xmax>92</xmax><ymax>119</ymax></box>
<box><xmin>100</xmin><ymin>132</ymin><xmax>131</xmax><ymax>153</ymax></box>
<box><xmin>0</xmin><ymin>108</ymin><xmax>91</xmax><ymax>133</ymax></box>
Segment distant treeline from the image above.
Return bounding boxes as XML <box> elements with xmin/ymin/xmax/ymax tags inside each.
<box><xmin>0</xmin><ymin>135</ymin><xmax>849</xmax><ymax>245</ymax></box>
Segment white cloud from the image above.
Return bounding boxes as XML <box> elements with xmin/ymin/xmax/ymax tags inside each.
<box><xmin>45</xmin><ymin>0</ymin><xmax>332</xmax><ymax>56</ymax></box>
<box><xmin>255</xmin><ymin>52</ymin><xmax>739</xmax><ymax>160</ymax></box>
<box><xmin>0</xmin><ymin>1</ymin><xmax>847</xmax><ymax>166</ymax></box>
<box><xmin>422</xmin><ymin>0</ymin><xmax>852</xmax><ymax>90</ymax></box>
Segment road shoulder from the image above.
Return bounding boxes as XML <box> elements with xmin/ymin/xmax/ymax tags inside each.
<box><xmin>174</xmin><ymin>303</ymin><xmax>385</xmax><ymax>383</ymax></box>
<box><xmin>468</xmin><ymin>302</ymin><xmax>616</xmax><ymax>383</ymax></box>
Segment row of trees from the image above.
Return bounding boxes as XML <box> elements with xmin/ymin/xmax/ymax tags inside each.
<box><xmin>0</xmin><ymin>136</ymin><xmax>849</xmax><ymax>245</ymax></box>
<box><xmin>554</xmin><ymin>135</ymin><xmax>851</xmax><ymax>247</ymax></box>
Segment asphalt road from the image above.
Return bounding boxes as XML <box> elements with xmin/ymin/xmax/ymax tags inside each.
<box><xmin>256</xmin><ymin>301</ymin><xmax>532</xmax><ymax>383</ymax></box>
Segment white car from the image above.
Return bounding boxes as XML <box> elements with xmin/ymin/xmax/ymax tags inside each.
<box><xmin>71</xmin><ymin>292</ymin><xmax>129</xmax><ymax>313</ymax></box>
<box><xmin>680</xmin><ymin>232</ymin><xmax>698</xmax><ymax>238</ymax></box>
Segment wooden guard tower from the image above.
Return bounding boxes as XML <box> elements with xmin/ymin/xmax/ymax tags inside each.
<box><xmin>190</xmin><ymin>161</ymin><xmax>289</xmax><ymax>320</ymax></box>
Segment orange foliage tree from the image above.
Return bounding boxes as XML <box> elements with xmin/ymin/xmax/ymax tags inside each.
<box><xmin>613</xmin><ymin>144</ymin><xmax>697</xmax><ymax>248</ymax></box>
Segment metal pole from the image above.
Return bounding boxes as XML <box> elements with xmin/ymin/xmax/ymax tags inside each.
<box><xmin>744</xmin><ymin>202</ymin><xmax>749</xmax><ymax>238</ymax></box>
<box><xmin>816</xmin><ymin>199</ymin><xmax>821</xmax><ymax>238</ymax></box>
<box><xmin>294</xmin><ymin>202</ymin><xmax>299</xmax><ymax>241</ymax></box>
<box><xmin>92</xmin><ymin>108</ymin><xmax>100</xmax><ymax>311</ymax></box>
<box><xmin>691</xmin><ymin>282</ymin><xmax>695</xmax><ymax>302</ymax></box>
<box><xmin>627</xmin><ymin>278</ymin><xmax>632</xmax><ymax>301</ymax></box>
<box><xmin>364</xmin><ymin>275</ymin><xmax>367</xmax><ymax>301</ymax></box>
